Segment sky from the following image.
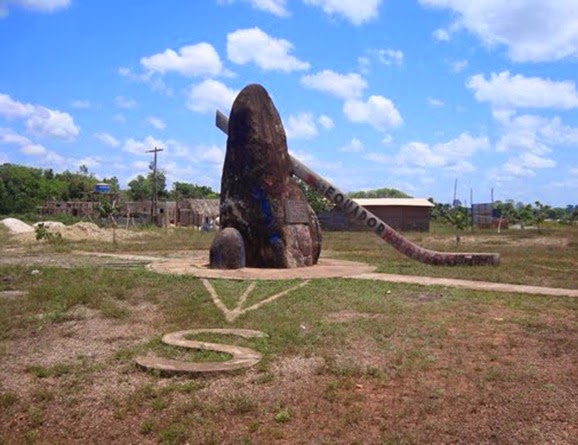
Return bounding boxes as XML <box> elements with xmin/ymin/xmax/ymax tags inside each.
<box><xmin>1</xmin><ymin>0</ymin><xmax>577</xmax><ymax>207</ymax></box>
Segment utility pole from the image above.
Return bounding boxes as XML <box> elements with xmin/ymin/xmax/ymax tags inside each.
<box><xmin>146</xmin><ymin>147</ymin><xmax>163</xmax><ymax>224</ymax></box>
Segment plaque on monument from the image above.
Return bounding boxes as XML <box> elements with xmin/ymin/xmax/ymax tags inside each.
<box><xmin>285</xmin><ymin>200</ymin><xmax>310</xmax><ymax>224</ymax></box>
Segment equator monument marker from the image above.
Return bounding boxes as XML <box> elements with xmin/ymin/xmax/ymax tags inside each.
<box><xmin>211</xmin><ymin>84</ymin><xmax>500</xmax><ymax>267</ymax></box>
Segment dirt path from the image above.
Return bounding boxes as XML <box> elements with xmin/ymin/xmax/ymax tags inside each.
<box><xmin>351</xmin><ymin>273</ymin><xmax>578</xmax><ymax>298</ymax></box>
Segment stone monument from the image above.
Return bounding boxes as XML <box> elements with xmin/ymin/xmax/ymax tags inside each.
<box><xmin>211</xmin><ymin>84</ymin><xmax>322</xmax><ymax>269</ymax></box>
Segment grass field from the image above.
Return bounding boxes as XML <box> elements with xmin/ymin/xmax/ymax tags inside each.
<box><xmin>0</xmin><ymin>224</ymin><xmax>576</xmax><ymax>444</ymax></box>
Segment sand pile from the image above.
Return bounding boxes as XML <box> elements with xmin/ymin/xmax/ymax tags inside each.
<box><xmin>1</xmin><ymin>218</ymin><xmax>34</xmax><ymax>234</ymax></box>
<box><xmin>32</xmin><ymin>221</ymin><xmax>105</xmax><ymax>241</ymax></box>
<box><xmin>4</xmin><ymin>218</ymin><xmax>139</xmax><ymax>243</ymax></box>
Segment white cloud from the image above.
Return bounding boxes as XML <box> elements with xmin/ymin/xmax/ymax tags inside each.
<box><xmin>491</xmin><ymin>112</ymin><xmax>575</xmax><ymax>178</ymax></box>
<box><xmin>0</xmin><ymin>93</ymin><xmax>79</xmax><ymax>140</ymax></box>
<box><xmin>303</xmin><ymin>0</ymin><xmax>382</xmax><ymax>26</ymax></box>
<box><xmin>397</xmin><ymin>142</ymin><xmax>446</xmax><ymax>168</ymax></box>
<box><xmin>435</xmin><ymin>132</ymin><xmax>490</xmax><ymax>157</ymax></box>
<box><xmin>0</xmin><ymin>127</ymin><xmax>53</xmax><ymax>158</ymax></box>
<box><xmin>357</xmin><ymin>56</ymin><xmax>371</xmax><ymax>74</ymax></box>
<box><xmin>450</xmin><ymin>59</ymin><xmax>468</xmax><ymax>73</ymax></box>
<box><xmin>115</xmin><ymin>96</ymin><xmax>137</xmax><ymax>109</ymax></box>
<box><xmin>123</xmin><ymin>136</ymin><xmax>165</xmax><ymax>156</ymax></box>
<box><xmin>20</xmin><ymin>143</ymin><xmax>47</xmax><ymax>155</ymax></box>
<box><xmin>140</xmin><ymin>43</ymin><xmax>225</xmax><ymax>77</ymax></box>
<box><xmin>428</xmin><ymin>97</ymin><xmax>444</xmax><ymax>107</ymax></box>
<box><xmin>357</xmin><ymin>49</ymin><xmax>403</xmax><ymax>73</ymax></box>
<box><xmin>343</xmin><ymin>95</ymin><xmax>403</xmax><ymax>130</ymax></box>
<box><xmin>25</xmin><ymin>109</ymin><xmax>78</xmax><ymax>139</ymax></box>
<box><xmin>132</xmin><ymin>160</ymin><xmax>150</xmax><ymax>170</ymax></box>
<box><xmin>381</xmin><ymin>134</ymin><xmax>393</xmax><ymax>145</ymax></box>
<box><xmin>419</xmin><ymin>0</ymin><xmax>578</xmax><ymax>62</ymax></box>
<box><xmin>219</xmin><ymin>0</ymin><xmax>289</xmax><ymax>17</ymax></box>
<box><xmin>503</xmin><ymin>153</ymin><xmax>556</xmax><ymax>177</ymax></box>
<box><xmin>373</xmin><ymin>48</ymin><xmax>404</xmax><ymax>66</ymax></box>
<box><xmin>93</xmin><ymin>132</ymin><xmax>120</xmax><ymax>147</ymax></box>
<box><xmin>301</xmin><ymin>70</ymin><xmax>367</xmax><ymax>99</ymax></box>
<box><xmin>75</xmin><ymin>156</ymin><xmax>101</xmax><ymax>168</ymax></box>
<box><xmin>467</xmin><ymin>71</ymin><xmax>578</xmax><ymax>110</ymax></box>
<box><xmin>0</xmin><ymin>93</ymin><xmax>32</xmax><ymax>117</ymax></box>
<box><xmin>147</xmin><ymin>116</ymin><xmax>166</xmax><ymax>130</ymax></box>
<box><xmin>521</xmin><ymin>152</ymin><xmax>556</xmax><ymax>169</ymax></box>
<box><xmin>193</xmin><ymin>144</ymin><xmax>225</xmax><ymax>164</ymax></box>
<box><xmin>396</xmin><ymin>133</ymin><xmax>489</xmax><ymax>172</ymax></box>
<box><xmin>0</xmin><ymin>127</ymin><xmax>30</xmax><ymax>146</ymax></box>
<box><xmin>186</xmin><ymin>79</ymin><xmax>237</xmax><ymax>114</ymax></box>
<box><xmin>285</xmin><ymin>112</ymin><xmax>318</xmax><ymax>139</ymax></box>
<box><xmin>362</xmin><ymin>152</ymin><xmax>391</xmax><ymax>165</ymax></box>
<box><xmin>318</xmin><ymin>114</ymin><xmax>334</xmax><ymax>129</ymax></box>
<box><xmin>433</xmin><ymin>28</ymin><xmax>450</xmax><ymax>41</ymax></box>
<box><xmin>227</xmin><ymin>27</ymin><xmax>310</xmax><ymax>72</ymax></box>
<box><xmin>1</xmin><ymin>0</ymin><xmax>70</xmax><ymax>17</ymax></box>
<box><xmin>340</xmin><ymin>138</ymin><xmax>364</xmax><ymax>153</ymax></box>
<box><xmin>70</xmin><ymin>99</ymin><xmax>91</xmax><ymax>109</ymax></box>
<box><xmin>496</xmin><ymin>113</ymin><xmax>578</xmax><ymax>155</ymax></box>
<box><xmin>113</xmin><ymin>113</ymin><xmax>126</xmax><ymax>123</ymax></box>
<box><xmin>118</xmin><ymin>67</ymin><xmax>171</xmax><ymax>94</ymax></box>
<box><xmin>539</xmin><ymin>117</ymin><xmax>578</xmax><ymax>145</ymax></box>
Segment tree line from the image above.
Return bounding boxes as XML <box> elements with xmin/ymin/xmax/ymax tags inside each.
<box><xmin>0</xmin><ymin>163</ymin><xmax>218</xmax><ymax>216</ymax></box>
<box><xmin>3</xmin><ymin>163</ymin><xmax>576</xmax><ymax>226</ymax></box>
<box><xmin>429</xmin><ymin>198</ymin><xmax>578</xmax><ymax>230</ymax></box>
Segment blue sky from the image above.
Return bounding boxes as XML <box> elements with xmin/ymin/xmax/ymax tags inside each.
<box><xmin>1</xmin><ymin>0</ymin><xmax>577</xmax><ymax>207</ymax></box>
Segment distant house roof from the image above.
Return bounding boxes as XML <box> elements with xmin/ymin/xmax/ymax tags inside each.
<box><xmin>179</xmin><ymin>199</ymin><xmax>220</xmax><ymax>215</ymax></box>
<box><xmin>353</xmin><ymin>198</ymin><xmax>434</xmax><ymax>208</ymax></box>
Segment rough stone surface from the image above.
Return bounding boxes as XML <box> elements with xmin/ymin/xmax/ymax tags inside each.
<box><xmin>219</xmin><ymin>84</ymin><xmax>321</xmax><ymax>268</ymax></box>
<box><xmin>210</xmin><ymin>227</ymin><xmax>246</xmax><ymax>269</ymax></box>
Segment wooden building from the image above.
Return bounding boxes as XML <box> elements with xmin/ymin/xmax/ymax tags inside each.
<box><xmin>177</xmin><ymin>199</ymin><xmax>220</xmax><ymax>228</ymax></box>
<box><xmin>41</xmin><ymin>200</ymin><xmax>95</xmax><ymax>218</ymax></box>
<box><xmin>320</xmin><ymin>198</ymin><xmax>434</xmax><ymax>232</ymax></box>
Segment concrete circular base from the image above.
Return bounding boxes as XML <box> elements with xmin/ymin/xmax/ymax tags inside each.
<box><xmin>135</xmin><ymin>329</ymin><xmax>268</xmax><ymax>375</ymax></box>
<box><xmin>146</xmin><ymin>257</ymin><xmax>376</xmax><ymax>280</ymax></box>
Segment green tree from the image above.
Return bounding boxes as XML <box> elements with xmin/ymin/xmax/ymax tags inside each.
<box><xmin>0</xmin><ymin>164</ymin><xmax>44</xmax><ymax>214</ymax></box>
<box><xmin>55</xmin><ymin>166</ymin><xmax>98</xmax><ymax>200</ymax></box>
<box><xmin>170</xmin><ymin>182</ymin><xmax>219</xmax><ymax>200</ymax></box>
<box><xmin>546</xmin><ymin>206</ymin><xmax>566</xmax><ymax>221</ymax></box>
<box><xmin>494</xmin><ymin>200</ymin><xmax>519</xmax><ymax>225</ymax></box>
<box><xmin>515</xmin><ymin>202</ymin><xmax>534</xmax><ymax>229</ymax></box>
<box><xmin>295</xmin><ymin>178</ymin><xmax>333</xmax><ymax>215</ymax></box>
<box><xmin>441</xmin><ymin>205</ymin><xmax>470</xmax><ymax>245</ymax></box>
<box><xmin>428</xmin><ymin>198</ymin><xmax>452</xmax><ymax>223</ymax></box>
<box><xmin>533</xmin><ymin>201</ymin><xmax>551</xmax><ymax>233</ymax></box>
<box><xmin>349</xmin><ymin>187</ymin><xmax>411</xmax><ymax>199</ymax></box>
<box><xmin>127</xmin><ymin>172</ymin><xmax>168</xmax><ymax>201</ymax></box>
<box><xmin>101</xmin><ymin>176</ymin><xmax>121</xmax><ymax>193</ymax></box>
<box><xmin>561</xmin><ymin>205</ymin><xmax>578</xmax><ymax>225</ymax></box>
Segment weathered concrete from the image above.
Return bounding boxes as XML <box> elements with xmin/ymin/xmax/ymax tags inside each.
<box><xmin>135</xmin><ymin>329</ymin><xmax>268</xmax><ymax>374</ymax></box>
<box><xmin>147</xmin><ymin>257</ymin><xmax>375</xmax><ymax>280</ymax></box>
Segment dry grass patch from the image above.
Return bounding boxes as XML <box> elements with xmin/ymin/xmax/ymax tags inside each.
<box><xmin>0</xmin><ymin>226</ymin><xmax>576</xmax><ymax>444</ymax></box>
